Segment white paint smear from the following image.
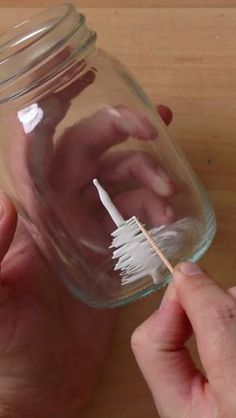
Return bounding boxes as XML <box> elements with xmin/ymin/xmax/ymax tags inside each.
<box><xmin>17</xmin><ymin>103</ymin><xmax>44</xmax><ymax>134</ymax></box>
<box><xmin>93</xmin><ymin>178</ymin><xmax>201</xmax><ymax>286</ymax></box>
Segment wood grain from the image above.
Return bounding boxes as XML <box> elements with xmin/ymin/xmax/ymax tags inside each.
<box><xmin>1</xmin><ymin>6</ymin><xmax>236</xmax><ymax>418</ymax></box>
<box><xmin>1</xmin><ymin>0</ymin><xmax>236</xmax><ymax>7</ymax></box>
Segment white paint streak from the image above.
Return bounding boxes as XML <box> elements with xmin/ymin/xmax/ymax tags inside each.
<box><xmin>17</xmin><ymin>103</ymin><xmax>43</xmax><ymax>134</ymax></box>
<box><xmin>93</xmin><ymin>178</ymin><xmax>124</xmax><ymax>227</ymax></box>
<box><xmin>93</xmin><ymin>178</ymin><xmax>200</xmax><ymax>286</ymax></box>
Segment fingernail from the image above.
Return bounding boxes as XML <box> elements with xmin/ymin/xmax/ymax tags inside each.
<box><xmin>158</xmin><ymin>167</ymin><xmax>171</xmax><ymax>183</ymax></box>
<box><xmin>175</xmin><ymin>262</ymin><xmax>203</xmax><ymax>277</ymax></box>
<box><xmin>155</xmin><ymin>168</ymin><xmax>172</xmax><ymax>196</ymax></box>
<box><xmin>115</xmin><ymin>111</ymin><xmax>156</xmax><ymax>140</ymax></box>
<box><xmin>165</xmin><ymin>205</ymin><xmax>175</xmax><ymax>219</ymax></box>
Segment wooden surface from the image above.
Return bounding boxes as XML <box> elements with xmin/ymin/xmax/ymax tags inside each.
<box><xmin>1</xmin><ymin>3</ymin><xmax>236</xmax><ymax>418</ymax></box>
<box><xmin>2</xmin><ymin>1</ymin><xmax>236</xmax><ymax>7</ymax></box>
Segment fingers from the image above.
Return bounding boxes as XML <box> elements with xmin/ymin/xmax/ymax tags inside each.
<box><xmin>50</xmin><ymin>106</ymin><xmax>158</xmax><ymax>190</ymax></box>
<box><xmin>59</xmin><ymin>104</ymin><xmax>157</xmax><ymax>155</ymax></box>
<box><xmin>114</xmin><ymin>188</ymin><xmax>175</xmax><ymax>227</ymax></box>
<box><xmin>173</xmin><ymin>262</ymin><xmax>236</xmax><ymax>387</ymax></box>
<box><xmin>49</xmin><ymin>103</ymin><xmax>171</xmax><ymax>193</ymax></box>
<box><xmin>0</xmin><ymin>194</ymin><xmax>17</xmax><ymax>262</ymax></box>
<box><xmin>132</xmin><ymin>262</ymin><xmax>236</xmax><ymax>418</ymax></box>
<box><xmin>131</xmin><ymin>282</ymin><xmax>203</xmax><ymax>417</ymax></box>
<box><xmin>99</xmin><ymin>151</ymin><xmax>176</xmax><ymax>197</ymax></box>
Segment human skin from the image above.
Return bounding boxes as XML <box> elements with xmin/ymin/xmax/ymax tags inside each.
<box><xmin>0</xmin><ymin>102</ymin><xmax>173</xmax><ymax>417</ymax></box>
<box><xmin>132</xmin><ymin>262</ymin><xmax>236</xmax><ymax>418</ymax></box>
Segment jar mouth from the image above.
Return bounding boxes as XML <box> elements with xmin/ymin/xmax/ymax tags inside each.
<box><xmin>0</xmin><ymin>5</ymin><xmax>74</xmax><ymax>62</ymax></box>
<box><xmin>0</xmin><ymin>4</ymin><xmax>96</xmax><ymax>103</ymax></box>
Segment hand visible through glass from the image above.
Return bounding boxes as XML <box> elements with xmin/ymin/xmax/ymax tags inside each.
<box><xmin>1</xmin><ymin>68</ymin><xmax>174</xmax><ymax>417</ymax></box>
<box><xmin>13</xmin><ymin>71</ymin><xmax>176</xmax><ymax>272</ymax></box>
<box><xmin>11</xmin><ymin>67</ymin><xmax>177</xmax><ymax>302</ymax></box>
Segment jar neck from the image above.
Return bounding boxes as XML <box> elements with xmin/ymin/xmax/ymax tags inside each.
<box><xmin>0</xmin><ymin>4</ymin><xmax>97</xmax><ymax>105</ymax></box>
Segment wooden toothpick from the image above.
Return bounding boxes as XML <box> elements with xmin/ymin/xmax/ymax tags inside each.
<box><xmin>134</xmin><ymin>217</ymin><xmax>174</xmax><ymax>275</ymax></box>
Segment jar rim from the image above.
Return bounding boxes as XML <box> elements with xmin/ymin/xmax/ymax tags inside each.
<box><xmin>0</xmin><ymin>4</ymin><xmax>79</xmax><ymax>76</ymax></box>
<box><xmin>0</xmin><ymin>4</ymin><xmax>95</xmax><ymax>104</ymax></box>
<box><xmin>0</xmin><ymin>4</ymin><xmax>75</xmax><ymax>57</ymax></box>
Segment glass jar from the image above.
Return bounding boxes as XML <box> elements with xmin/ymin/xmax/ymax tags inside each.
<box><xmin>0</xmin><ymin>4</ymin><xmax>216</xmax><ymax>307</ymax></box>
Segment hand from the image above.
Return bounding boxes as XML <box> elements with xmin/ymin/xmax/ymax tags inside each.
<box><xmin>132</xmin><ymin>262</ymin><xmax>236</xmax><ymax>418</ymax></box>
<box><xmin>0</xmin><ymin>195</ymin><xmax>116</xmax><ymax>418</ymax></box>
<box><xmin>0</xmin><ymin>101</ymin><xmax>173</xmax><ymax>417</ymax></box>
<box><xmin>12</xmin><ymin>68</ymin><xmax>176</xmax><ymax>297</ymax></box>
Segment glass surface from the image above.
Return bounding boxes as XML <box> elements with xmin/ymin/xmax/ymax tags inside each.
<box><xmin>0</xmin><ymin>4</ymin><xmax>216</xmax><ymax>307</ymax></box>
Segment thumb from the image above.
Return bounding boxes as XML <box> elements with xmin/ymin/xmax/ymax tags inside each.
<box><xmin>0</xmin><ymin>193</ymin><xmax>17</xmax><ymax>262</ymax></box>
<box><xmin>174</xmin><ymin>262</ymin><xmax>236</xmax><ymax>387</ymax></box>
<box><xmin>131</xmin><ymin>281</ymin><xmax>204</xmax><ymax>418</ymax></box>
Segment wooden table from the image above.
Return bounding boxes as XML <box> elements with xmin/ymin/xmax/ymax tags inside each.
<box><xmin>1</xmin><ymin>2</ymin><xmax>236</xmax><ymax>417</ymax></box>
